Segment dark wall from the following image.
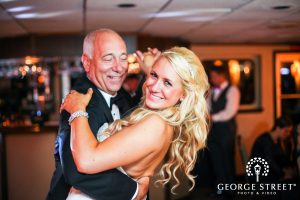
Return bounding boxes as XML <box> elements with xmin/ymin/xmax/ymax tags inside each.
<box><xmin>0</xmin><ymin>33</ymin><xmax>190</xmax><ymax>59</ymax></box>
<box><xmin>0</xmin><ymin>35</ymin><xmax>84</xmax><ymax>59</ymax></box>
<box><xmin>137</xmin><ymin>34</ymin><xmax>190</xmax><ymax>52</ymax></box>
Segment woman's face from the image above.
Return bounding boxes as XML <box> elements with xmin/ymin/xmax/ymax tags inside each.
<box><xmin>145</xmin><ymin>57</ymin><xmax>184</xmax><ymax>110</ymax></box>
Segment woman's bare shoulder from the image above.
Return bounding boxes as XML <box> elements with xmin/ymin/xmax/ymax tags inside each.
<box><xmin>129</xmin><ymin>113</ymin><xmax>171</xmax><ymax>142</ymax></box>
<box><xmin>139</xmin><ymin>113</ymin><xmax>169</xmax><ymax>131</ymax></box>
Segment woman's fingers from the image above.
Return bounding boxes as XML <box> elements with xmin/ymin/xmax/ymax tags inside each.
<box><xmin>60</xmin><ymin>88</ymin><xmax>93</xmax><ymax>114</ymax></box>
<box><xmin>84</xmin><ymin>88</ymin><xmax>93</xmax><ymax>104</ymax></box>
<box><xmin>135</xmin><ymin>50</ymin><xmax>144</xmax><ymax>64</ymax></box>
<box><xmin>86</xmin><ymin>88</ymin><xmax>93</xmax><ymax>97</ymax></box>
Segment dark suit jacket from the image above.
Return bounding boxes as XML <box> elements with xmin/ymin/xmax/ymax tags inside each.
<box><xmin>47</xmin><ymin>76</ymin><xmax>137</xmax><ymax>200</ymax></box>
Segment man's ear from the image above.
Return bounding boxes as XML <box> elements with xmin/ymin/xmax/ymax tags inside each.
<box><xmin>81</xmin><ymin>54</ymin><xmax>90</xmax><ymax>72</ymax></box>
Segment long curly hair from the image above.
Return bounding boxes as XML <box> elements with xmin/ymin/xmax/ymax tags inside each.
<box><xmin>103</xmin><ymin>47</ymin><xmax>209</xmax><ymax>193</ymax></box>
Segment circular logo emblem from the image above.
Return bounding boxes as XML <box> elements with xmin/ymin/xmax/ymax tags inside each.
<box><xmin>246</xmin><ymin>157</ymin><xmax>269</xmax><ymax>182</ymax></box>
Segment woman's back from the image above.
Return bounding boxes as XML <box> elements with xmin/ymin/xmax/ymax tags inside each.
<box><xmin>113</xmin><ymin>114</ymin><xmax>174</xmax><ymax>179</ymax></box>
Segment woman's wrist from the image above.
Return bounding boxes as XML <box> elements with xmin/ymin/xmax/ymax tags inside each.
<box><xmin>68</xmin><ymin>110</ymin><xmax>89</xmax><ymax>125</ymax></box>
<box><xmin>70</xmin><ymin>107</ymin><xmax>86</xmax><ymax>114</ymax></box>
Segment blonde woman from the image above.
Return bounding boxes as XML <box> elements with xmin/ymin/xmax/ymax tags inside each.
<box><xmin>61</xmin><ymin>47</ymin><xmax>209</xmax><ymax>200</ymax></box>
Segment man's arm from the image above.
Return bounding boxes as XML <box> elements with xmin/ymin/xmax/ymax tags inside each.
<box><xmin>46</xmin><ymin>112</ymin><xmax>71</xmax><ymax>200</ymax></box>
<box><xmin>60</xmin><ymin>99</ymin><xmax>137</xmax><ymax>199</ymax></box>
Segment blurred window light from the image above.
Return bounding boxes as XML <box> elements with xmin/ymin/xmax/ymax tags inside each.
<box><xmin>244</xmin><ymin>66</ymin><xmax>251</xmax><ymax>75</ymax></box>
<box><xmin>214</xmin><ymin>59</ymin><xmax>223</xmax><ymax>66</ymax></box>
<box><xmin>127</xmin><ymin>54</ymin><xmax>136</xmax><ymax>63</ymax></box>
<box><xmin>280</xmin><ymin>68</ymin><xmax>290</xmax><ymax>75</ymax></box>
<box><xmin>291</xmin><ymin>60</ymin><xmax>300</xmax><ymax>78</ymax></box>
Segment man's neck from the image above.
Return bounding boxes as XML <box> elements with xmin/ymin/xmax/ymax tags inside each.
<box><xmin>99</xmin><ymin>89</ymin><xmax>117</xmax><ymax>107</ymax></box>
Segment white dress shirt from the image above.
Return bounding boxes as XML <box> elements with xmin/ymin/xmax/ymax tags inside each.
<box><xmin>98</xmin><ymin>89</ymin><xmax>139</xmax><ymax>200</ymax></box>
<box><xmin>207</xmin><ymin>81</ymin><xmax>240</xmax><ymax>122</ymax></box>
<box><xmin>99</xmin><ymin>90</ymin><xmax>121</xmax><ymax>120</ymax></box>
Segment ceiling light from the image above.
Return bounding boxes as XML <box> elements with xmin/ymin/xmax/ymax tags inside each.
<box><xmin>153</xmin><ymin>11</ymin><xmax>192</xmax><ymax>18</ymax></box>
<box><xmin>7</xmin><ymin>6</ymin><xmax>32</xmax><ymax>12</ymax></box>
<box><xmin>0</xmin><ymin>0</ymin><xmax>17</xmax><ymax>2</ymax></box>
<box><xmin>182</xmin><ymin>16</ymin><xmax>215</xmax><ymax>22</ymax></box>
<box><xmin>117</xmin><ymin>3</ymin><xmax>136</xmax><ymax>8</ymax></box>
<box><xmin>272</xmin><ymin>5</ymin><xmax>291</xmax><ymax>10</ymax></box>
<box><xmin>15</xmin><ymin>11</ymin><xmax>72</xmax><ymax>19</ymax></box>
<box><xmin>15</xmin><ymin>13</ymin><xmax>38</xmax><ymax>19</ymax></box>
<box><xmin>147</xmin><ymin>8</ymin><xmax>231</xmax><ymax>18</ymax></box>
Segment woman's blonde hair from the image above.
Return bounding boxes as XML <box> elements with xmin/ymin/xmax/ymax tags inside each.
<box><xmin>104</xmin><ymin>47</ymin><xmax>209</xmax><ymax>193</ymax></box>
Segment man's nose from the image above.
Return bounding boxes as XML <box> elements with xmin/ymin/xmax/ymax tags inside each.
<box><xmin>111</xmin><ymin>58</ymin><xmax>125</xmax><ymax>72</ymax></box>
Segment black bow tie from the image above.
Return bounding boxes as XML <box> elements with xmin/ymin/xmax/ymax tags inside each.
<box><xmin>110</xmin><ymin>96</ymin><xmax>120</xmax><ymax>110</ymax></box>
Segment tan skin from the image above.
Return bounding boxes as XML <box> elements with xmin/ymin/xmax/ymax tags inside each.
<box><xmin>62</xmin><ymin>57</ymin><xmax>185</xmax><ymax>199</ymax></box>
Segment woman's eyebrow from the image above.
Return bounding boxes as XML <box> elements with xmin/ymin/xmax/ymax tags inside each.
<box><xmin>163</xmin><ymin>77</ymin><xmax>173</xmax><ymax>84</ymax></box>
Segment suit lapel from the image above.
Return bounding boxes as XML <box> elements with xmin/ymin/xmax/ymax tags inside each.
<box><xmin>92</xmin><ymin>88</ymin><xmax>114</xmax><ymax>123</ymax></box>
<box><xmin>73</xmin><ymin>76</ymin><xmax>114</xmax><ymax>124</ymax></box>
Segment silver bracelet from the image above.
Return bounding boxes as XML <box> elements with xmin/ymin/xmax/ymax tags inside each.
<box><xmin>68</xmin><ymin>110</ymin><xmax>89</xmax><ymax>125</ymax></box>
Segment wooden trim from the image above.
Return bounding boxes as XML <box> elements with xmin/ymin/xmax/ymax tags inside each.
<box><xmin>280</xmin><ymin>94</ymin><xmax>300</xmax><ymax>99</ymax></box>
<box><xmin>0</xmin><ymin>132</ymin><xmax>8</xmax><ymax>200</ymax></box>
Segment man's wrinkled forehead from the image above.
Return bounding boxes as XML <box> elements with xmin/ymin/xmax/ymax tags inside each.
<box><xmin>95</xmin><ymin>34</ymin><xmax>127</xmax><ymax>55</ymax></box>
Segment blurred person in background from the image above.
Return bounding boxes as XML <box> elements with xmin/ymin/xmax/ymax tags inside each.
<box><xmin>250</xmin><ymin>116</ymin><xmax>294</xmax><ymax>182</ymax></box>
<box><xmin>206</xmin><ymin>66</ymin><xmax>240</xmax><ymax>198</ymax></box>
<box><xmin>123</xmin><ymin>74</ymin><xmax>140</xmax><ymax>97</ymax></box>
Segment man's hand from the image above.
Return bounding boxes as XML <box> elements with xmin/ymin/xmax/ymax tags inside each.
<box><xmin>135</xmin><ymin>176</ymin><xmax>150</xmax><ymax>200</ymax></box>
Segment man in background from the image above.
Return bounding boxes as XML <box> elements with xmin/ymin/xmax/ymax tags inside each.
<box><xmin>207</xmin><ymin>66</ymin><xmax>240</xmax><ymax>198</ymax></box>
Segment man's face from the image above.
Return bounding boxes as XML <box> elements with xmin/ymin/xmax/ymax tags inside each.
<box><xmin>209</xmin><ymin>71</ymin><xmax>224</xmax><ymax>87</ymax></box>
<box><xmin>84</xmin><ymin>32</ymin><xmax>128</xmax><ymax>95</ymax></box>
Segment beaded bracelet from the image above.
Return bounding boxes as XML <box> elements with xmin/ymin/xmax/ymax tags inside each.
<box><xmin>68</xmin><ymin>110</ymin><xmax>89</xmax><ymax>125</ymax></box>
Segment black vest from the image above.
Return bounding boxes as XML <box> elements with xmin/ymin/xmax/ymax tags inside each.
<box><xmin>211</xmin><ymin>85</ymin><xmax>236</xmax><ymax>123</ymax></box>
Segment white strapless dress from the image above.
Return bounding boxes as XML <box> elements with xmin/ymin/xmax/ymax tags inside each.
<box><xmin>66</xmin><ymin>130</ymin><xmax>145</xmax><ymax>200</ymax></box>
